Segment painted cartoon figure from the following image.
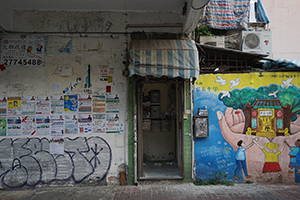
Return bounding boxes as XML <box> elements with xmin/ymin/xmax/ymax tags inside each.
<box><xmin>234</xmin><ymin>138</ymin><xmax>254</xmax><ymax>179</ymax></box>
<box><xmin>284</xmin><ymin>139</ymin><xmax>300</xmax><ymax>174</ymax></box>
<box><xmin>217</xmin><ymin>107</ymin><xmax>300</xmax><ymax>182</ymax></box>
<box><xmin>253</xmin><ymin>140</ymin><xmax>284</xmax><ymax>182</ymax></box>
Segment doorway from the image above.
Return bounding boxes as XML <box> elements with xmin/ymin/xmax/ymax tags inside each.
<box><xmin>137</xmin><ymin>77</ymin><xmax>184</xmax><ymax>179</ymax></box>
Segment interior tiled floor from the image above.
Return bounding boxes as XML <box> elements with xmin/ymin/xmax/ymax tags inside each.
<box><xmin>142</xmin><ymin>162</ymin><xmax>181</xmax><ymax>179</ymax></box>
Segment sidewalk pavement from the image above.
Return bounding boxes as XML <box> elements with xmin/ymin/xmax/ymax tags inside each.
<box><xmin>0</xmin><ymin>182</ymin><xmax>300</xmax><ymax>200</ymax></box>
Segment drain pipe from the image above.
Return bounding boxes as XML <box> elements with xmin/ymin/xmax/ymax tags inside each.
<box><xmin>190</xmin><ymin>78</ymin><xmax>195</xmax><ymax>180</ymax></box>
<box><xmin>133</xmin><ymin>79</ymin><xmax>138</xmax><ymax>186</ymax></box>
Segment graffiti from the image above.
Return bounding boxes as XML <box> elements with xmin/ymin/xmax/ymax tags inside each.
<box><xmin>0</xmin><ymin>136</ymin><xmax>111</xmax><ymax>188</ymax></box>
<box><xmin>63</xmin><ymin>77</ymin><xmax>82</xmax><ymax>94</ymax></box>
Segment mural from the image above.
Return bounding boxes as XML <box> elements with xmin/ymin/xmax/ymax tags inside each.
<box><xmin>194</xmin><ymin>72</ymin><xmax>300</xmax><ymax>183</ymax></box>
<box><xmin>0</xmin><ymin>136</ymin><xmax>111</xmax><ymax>188</ymax></box>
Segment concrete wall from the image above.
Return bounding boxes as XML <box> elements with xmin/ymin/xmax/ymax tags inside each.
<box><xmin>194</xmin><ymin>72</ymin><xmax>300</xmax><ymax>183</ymax></box>
<box><xmin>263</xmin><ymin>0</ymin><xmax>300</xmax><ymax>60</ymax></box>
<box><xmin>12</xmin><ymin>10</ymin><xmax>183</xmax><ymax>34</ymax></box>
<box><xmin>0</xmin><ymin>33</ymin><xmax>128</xmax><ymax>188</ymax></box>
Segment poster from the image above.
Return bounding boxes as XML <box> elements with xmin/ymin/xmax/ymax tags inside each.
<box><xmin>35</xmin><ymin>116</ymin><xmax>50</xmax><ymax>136</ymax></box>
<box><xmin>0</xmin><ymin>118</ymin><xmax>6</xmax><ymax>136</ymax></box>
<box><xmin>64</xmin><ymin>114</ymin><xmax>78</xmax><ymax>134</ymax></box>
<box><xmin>106</xmin><ymin>94</ymin><xmax>120</xmax><ymax>133</ymax></box>
<box><xmin>78</xmin><ymin>95</ymin><xmax>92</xmax><ymax>113</ymax></box>
<box><xmin>78</xmin><ymin>114</ymin><xmax>92</xmax><ymax>134</ymax></box>
<box><xmin>51</xmin><ymin>115</ymin><xmax>64</xmax><ymax>135</ymax></box>
<box><xmin>0</xmin><ymin>38</ymin><xmax>45</xmax><ymax>66</ymax></box>
<box><xmin>21</xmin><ymin>96</ymin><xmax>36</xmax><ymax>116</ymax></box>
<box><xmin>92</xmin><ymin>95</ymin><xmax>106</xmax><ymax>113</ymax></box>
<box><xmin>7</xmin><ymin>97</ymin><xmax>21</xmax><ymax>116</ymax></box>
<box><xmin>7</xmin><ymin>116</ymin><xmax>22</xmax><ymax>136</ymax></box>
<box><xmin>64</xmin><ymin>95</ymin><xmax>78</xmax><ymax>112</ymax></box>
<box><xmin>92</xmin><ymin>114</ymin><xmax>106</xmax><ymax>133</ymax></box>
<box><xmin>50</xmin><ymin>136</ymin><xmax>64</xmax><ymax>154</ymax></box>
<box><xmin>51</xmin><ymin>96</ymin><xmax>64</xmax><ymax>115</ymax></box>
<box><xmin>21</xmin><ymin>116</ymin><xmax>36</xmax><ymax>136</ymax></box>
<box><xmin>99</xmin><ymin>65</ymin><xmax>109</xmax><ymax>81</ymax></box>
<box><xmin>0</xmin><ymin>97</ymin><xmax>7</xmax><ymax>116</ymax></box>
<box><xmin>36</xmin><ymin>96</ymin><xmax>50</xmax><ymax>115</ymax></box>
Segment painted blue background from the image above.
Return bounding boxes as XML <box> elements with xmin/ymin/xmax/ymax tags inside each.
<box><xmin>193</xmin><ymin>87</ymin><xmax>300</xmax><ymax>183</ymax></box>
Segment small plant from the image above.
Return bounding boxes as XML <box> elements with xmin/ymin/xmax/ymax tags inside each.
<box><xmin>194</xmin><ymin>25</ymin><xmax>215</xmax><ymax>36</ymax></box>
<box><xmin>194</xmin><ymin>171</ymin><xmax>234</xmax><ymax>186</ymax></box>
<box><xmin>246</xmin><ymin>180</ymin><xmax>253</xmax><ymax>184</ymax></box>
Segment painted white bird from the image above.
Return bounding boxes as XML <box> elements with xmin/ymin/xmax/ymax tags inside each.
<box><xmin>220</xmin><ymin>90</ymin><xmax>230</xmax><ymax>99</ymax></box>
<box><xmin>215</xmin><ymin>75</ymin><xmax>227</xmax><ymax>86</ymax></box>
<box><xmin>268</xmin><ymin>90</ymin><xmax>279</xmax><ymax>98</ymax></box>
<box><xmin>281</xmin><ymin>77</ymin><xmax>294</xmax><ymax>88</ymax></box>
<box><xmin>229</xmin><ymin>77</ymin><xmax>241</xmax><ymax>89</ymax></box>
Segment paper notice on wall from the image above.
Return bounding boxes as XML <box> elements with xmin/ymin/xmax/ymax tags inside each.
<box><xmin>78</xmin><ymin>114</ymin><xmax>92</xmax><ymax>134</ymax></box>
<box><xmin>78</xmin><ymin>95</ymin><xmax>92</xmax><ymax>113</ymax></box>
<box><xmin>64</xmin><ymin>95</ymin><xmax>78</xmax><ymax>112</ymax></box>
<box><xmin>51</xmin><ymin>115</ymin><xmax>64</xmax><ymax>135</ymax></box>
<box><xmin>21</xmin><ymin>96</ymin><xmax>36</xmax><ymax>116</ymax></box>
<box><xmin>52</xmin><ymin>82</ymin><xmax>60</xmax><ymax>93</ymax></box>
<box><xmin>92</xmin><ymin>95</ymin><xmax>106</xmax><ymax>113</ymax></box>
<box><xmin>99</xmin><ymin>65</ymin><xmax>108</xmax><ymax>81</ymax></box>
<box><xmin>21</xmin><ymin>116</ymin><xmax>36</xmax><ymax>136</ymax></box>
<box><xmin>35</xmin><ymin>116</ymin><xmax>50</xmax><ymax>136</ymax></box>
<box><xmin>7</xmin><ymin>116</ymin><xmax>22</xmax><ymax>136</ymax></box>
<box><xmin>106</xmin><ymin>94</ymin><xmax>119</xmax><ymax>133</ymax></box>
<box><xmin>36</xmin><ymin>96</ymin><xmax>50</xmax><ymax>115</ymax></box>
<box><xmin>50</xmin><ymin>135</ymin><xmax>64</xmax><ymax>154</ymax></box>
<box><xmin>0</xmin><ymin>97</ymin><xmax>7</xmax><ymax>116</ymax></box>
<box><xmin>92</xmin><ymin>113</ymin><xmax>106</xmax><ymax>133</ymax></box>
<box><xmin>7</xmin><ymin>97</ymin><xmax>21</xmax><ymax>116</ymax></box>
<box><xmin>50</xmin><ymin>96</ymin><xmax>64</xmax><ymax>115</ymax></box>
<box><xmin>0</xmin><ymin>38</ymin><xmax>45</xmax><ymax>66</ymax></box>
<box><xmin>64</xmin><ymin>114</ymin><xmax>78</xmax><ymax>134</ymax></box>
<box><xmin>0</xmin><ymin>118</ymin><xmax>6</xmax><ymax>136</ymax></box>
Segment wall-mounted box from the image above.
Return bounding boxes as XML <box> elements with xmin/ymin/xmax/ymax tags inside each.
<box><xmin>194</xmin><ymin>115</ymin><xmax>209</xmax><ymax>137</ymax></box>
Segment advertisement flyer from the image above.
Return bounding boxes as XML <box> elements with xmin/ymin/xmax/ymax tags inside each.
<box><xmin>92</xmin><ymin>113</ymin><xmax>106</xmax><ymax>133</ymax></box>
<box><xmin>21</xmin><ymin>96</ymin><xmax>36</xmax><ymax>116</ymax></box>
<box><xmin>0</xmin><ymin>118</ymin><xmax>6</xmax><ymax>136</ymax></box>
<box><xmin>7</xmin><ymin>97</ymin><xmax>21</xmax><ymax>116</ymax></box>
<box><xmin>35</xmin><ymin>116</ymin><xmax>50</xmax><ymax>136</ymax></box>
<box><xmin>51</xmin><ymin>96</ymin><xmax>64</xmax><ymax>115</ymax></box>
<box><xmin>64</xmin><ymin>95</ymin><xmax>78</xmax><ymax>112</ymax></box>
<box><xmin>36</xmin><ymin>96</ymin><xmax>50</xmax><ymax>115</ymax></box>
<box><xmin>50</xmin><ymin>136</ymin><xmax>64</xmax><ymax>155</ymax></box>
<box><xmin>7</xmin><ymin>116</ymin><xmax>22</xmax><ymax>136</ymax></box>
<box><xmin>78</xmin><ymin>95</ymin><xmax>92</xmax><ymax>113</ymax></box>
<box><xmin>51</xmin><ymin>115</ymin><xmax>64</xmax><ymax>135</ymax></box>
<box><xmin>78</xmin><ymin>114</ymin><xmax>92</xmax><ymax>134</ymax></box>
<box><xmin>106</xmin><ymin>94</ymin><xmax>119</xmax><ymax>133</ymax></box>
<box><xmin>0</xmin><ymin>97</ymin><xmax>7</xmax><ymax>116</ymax></box>
<box><xmin>0</xmin><ymin>38</ymin><xmax>45</xmax><ymax>66</ymax></box>
<box><xmin>21</xmin><ymin>116</ymin><xmax>36</xmax><ymax>136</ymax></box>
<box><xmin>64</xmin><ymin>114</ymin><xmax>78</xmax><ymax>134</ymax></box>
<box><xmin>92</xmin><ymin>95</ymin><xmax>106</xmax><ymax>113</ymax></box>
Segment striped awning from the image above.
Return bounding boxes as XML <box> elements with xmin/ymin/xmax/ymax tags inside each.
<box><xmin>128</xmin><ymin>40</ymin><xmax>199</xmax><ymax>79</ymax></box>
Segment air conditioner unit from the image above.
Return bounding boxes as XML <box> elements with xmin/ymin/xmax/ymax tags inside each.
<box><xmin>242</xmin><ymin>31</ymin><xmax>272</xmax><ymax>58</ymax></box>
<box><xmin>199</xmin><ymin>36</ymin><xmax>225</xmax><ymax>48</ymax></box>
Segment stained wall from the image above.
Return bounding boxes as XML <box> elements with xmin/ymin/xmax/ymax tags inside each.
<box><xmin>0</xmin><ymin>33</ymin><xmax>128</xmax><ymax>188</ymax></box>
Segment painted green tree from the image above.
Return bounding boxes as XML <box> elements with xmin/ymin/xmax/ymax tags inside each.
<box><xmin>218</xmin><ymin>84</ymin><xmax>300</xmax><ymax>134</ymax></box>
